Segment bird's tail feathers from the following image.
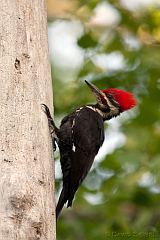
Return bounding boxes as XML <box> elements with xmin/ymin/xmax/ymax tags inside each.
<box><xmin>56</xmin><ymin>188</ymin><xmax>67</xmax><ymax>220</ymax></box>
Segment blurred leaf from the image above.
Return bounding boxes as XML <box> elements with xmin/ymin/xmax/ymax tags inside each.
<box><xmin>78</xmin><ymin>32</ymin><xmax>98</xmax><ymax>48</ymax></box>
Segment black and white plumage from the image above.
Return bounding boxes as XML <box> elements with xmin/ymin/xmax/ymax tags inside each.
<box><xmin>56</xmin><ymin>106</ymin><xmax>105</xmax><ymax>217</ymax></box>
<box><xmin>42</xmin><ymin>80</ymin><xmax>137</xmax><ymax>220</ymax></box>
<box><xmin>42</xmin><ymin>104</ymin><xmax>105</xmax><ymax>219</ymax></box>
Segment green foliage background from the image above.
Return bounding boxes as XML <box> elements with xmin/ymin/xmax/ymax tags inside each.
<box><xmin>48</xmin><ymin>1</ymin><xmax>160</xmax><ymax>239</ymax></box>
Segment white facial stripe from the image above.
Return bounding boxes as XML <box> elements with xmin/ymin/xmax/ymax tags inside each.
<box><xmin>104</xmin><ymin>94</ymin><xmax>119</xmax><ymax>114</ymax></box>
<box><xmin>86</xmin><ymin>101</ymin><xmax>119</xmax><ymax>119</ymax></box>
<box><xmin>103</xmin><ymin>94</ymin><xmax>113</xmax><ymax>108</ymax></box>
<box><xmin>72</xmin><ymin>144</ymin><xmax>76</xmax><ymax>152</ymax></box>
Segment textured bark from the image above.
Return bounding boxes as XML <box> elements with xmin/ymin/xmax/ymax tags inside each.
<box><xmin>0</xmin><ymin>1</ymin><xmax>56</xmax><ymax>239</ymax></box>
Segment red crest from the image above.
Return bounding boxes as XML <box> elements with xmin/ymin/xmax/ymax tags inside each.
<box><xmin>103</xmin><ymin>88</ymin><xmax>137</xmax><ymax>111</ymax></box>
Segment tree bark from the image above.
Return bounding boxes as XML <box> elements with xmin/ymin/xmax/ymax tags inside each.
<box><xmin>0</xmin><ymin>1</ymin><xmax>56</xmax><ymax>239</ymax></box>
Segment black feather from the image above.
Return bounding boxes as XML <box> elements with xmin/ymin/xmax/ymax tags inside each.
<box><xmin>42</xmin><ymin>104</ymin><xmax>105</xmax><ymax>220</ymax></box>
<box><xmin>56</xmin><ymin>107</ymin><xmax>104</xmax><ymax>218</ymax></box>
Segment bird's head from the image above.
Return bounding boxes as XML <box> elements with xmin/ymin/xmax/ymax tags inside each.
<box><xmin>85</xmin><ymin>80</ymin><xmax>137</xmax><ymax>119</ymax></box>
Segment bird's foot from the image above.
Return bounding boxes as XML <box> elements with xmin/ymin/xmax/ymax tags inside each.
<box><xmin>41</xmin><ymin>104</ymin><xmax>59</xmax><ymax>152</ymax></box>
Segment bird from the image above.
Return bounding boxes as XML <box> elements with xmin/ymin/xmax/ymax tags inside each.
<box><xmin>42</xmin><ymin>80</ymin><xmax>137</xmax><ymax>220</ymax></box>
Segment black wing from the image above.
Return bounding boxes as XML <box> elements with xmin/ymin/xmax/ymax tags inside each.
<box><xmin>56</xmin><ymin>107</ymin><xmax>104</xmax><ymax>219</ymax></box>
<box><xmin>68</xmin><ymin>107</ymin><xmax>104</xmax><ymax>206</ymax></box>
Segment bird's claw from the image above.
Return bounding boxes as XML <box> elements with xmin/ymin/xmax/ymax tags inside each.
<box><xmin>41</xmin><ymin>103</ymin><xmax>59</xmax><ymax>152</ymax></box>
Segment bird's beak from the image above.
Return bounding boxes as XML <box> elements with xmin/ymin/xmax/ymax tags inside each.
<box><xmin>85</xmin><ymin>80</ymin><xmax>107</xmax><ymax>105</ymax></box>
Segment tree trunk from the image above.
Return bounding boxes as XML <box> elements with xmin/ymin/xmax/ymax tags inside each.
<box><xmin>0</xmin><ymin>1</ymin><xmax>56</xmax><ymax>239</ymax></box>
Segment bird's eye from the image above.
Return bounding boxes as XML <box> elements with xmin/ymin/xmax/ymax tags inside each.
<box><xmin>107</xmin><ymin>94</ymin><xmax>113</xmax><ymax>99</ymax></box>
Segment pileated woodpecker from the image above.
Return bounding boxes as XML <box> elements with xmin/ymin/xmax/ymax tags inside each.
<box><xmin>42</xmin><ymin>80</ymin><xmax>136</xmax><ymax>220</ymax></box>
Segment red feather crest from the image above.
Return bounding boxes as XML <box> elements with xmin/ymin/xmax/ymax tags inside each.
<box><xmin>103</xmin><ymin>88</ymin><xmax>137</xmax><ymax>112</ymax></box>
